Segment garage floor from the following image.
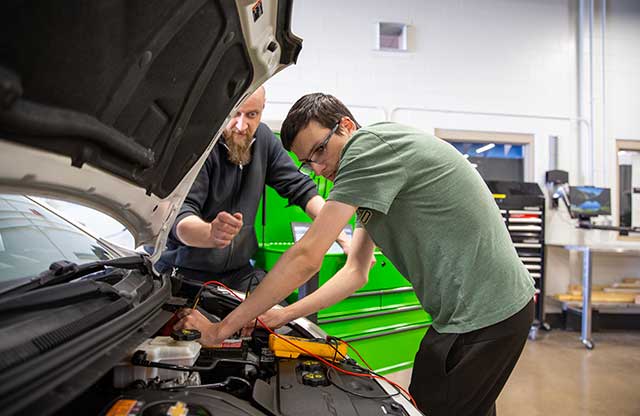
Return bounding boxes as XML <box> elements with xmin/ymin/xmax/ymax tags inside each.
<box><xmin>385</xmin><ymin>330</ymin><xmax>640</xmax><ymax>415</ymax></box>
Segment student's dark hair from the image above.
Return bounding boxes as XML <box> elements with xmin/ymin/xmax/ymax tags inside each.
<box><xmin>280</xmin><ymin>93</ymin><xmax>360</xmax><ymax>150</ymax></box>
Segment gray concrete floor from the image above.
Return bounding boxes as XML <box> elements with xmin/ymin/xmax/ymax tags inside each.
<box><xmin>385</xmin><ymin>330</ymin><xmax>640</xmax><ymax>415</ymax></box>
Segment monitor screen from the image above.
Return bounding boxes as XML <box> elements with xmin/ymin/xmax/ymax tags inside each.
<box><xmin>291</xmin><ymin>222</ymin><xmax>353</xmax><ymax>254</ymax></box>
<box><xmin>569</xmin><ymin>186</ymin><xmax>611</xmax><ymax>216</ymax></box>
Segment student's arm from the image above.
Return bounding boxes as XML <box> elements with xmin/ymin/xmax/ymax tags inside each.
<box><xmin>304</xmin><ymin>195</ymin><xmax>352</xmax><ymax>253</ymax></box>
<box><xmin>257</xmin><ymin>226</ymin><xmax>375</xmax><ymax>329</ymax></box>
<box><xmin>174</xmin><ymin>200</ymin><xmax>357</xmax><ymax>345</ymax></box>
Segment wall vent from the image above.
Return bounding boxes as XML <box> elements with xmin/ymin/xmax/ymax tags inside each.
<box><xmin>376</xmin><ymin>22</ymin><xmax>408</xmax><ymax>51</ymax></box>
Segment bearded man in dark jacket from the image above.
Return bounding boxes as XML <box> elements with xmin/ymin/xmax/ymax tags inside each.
<box><xmin>160</xmin><ymin>87</ymin><xmax>349</xmax><ymax>291</ymax></box>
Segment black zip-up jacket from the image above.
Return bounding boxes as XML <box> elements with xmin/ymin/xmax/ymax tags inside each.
<box><xmin>160</xmin><ymin>123</ymin><xmax>317</xmax><ymax>274</ymax></box>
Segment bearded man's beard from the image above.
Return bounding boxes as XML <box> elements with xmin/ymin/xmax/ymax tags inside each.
<box><xmin>224</xmin><ymin>129</ymin><xmax>253</xmax><ymax>165</ymax></box>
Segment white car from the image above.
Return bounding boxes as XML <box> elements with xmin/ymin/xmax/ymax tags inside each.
<box><xmin>0</xmin><ymin>2</ymin><xmax>421</xmax><ymax>415</ymax></box>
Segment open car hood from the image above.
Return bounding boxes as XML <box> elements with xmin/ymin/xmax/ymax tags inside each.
<box><xmin>0</xmin><ymin>0</ymin><xmax>301</xmax><ymax>260</ymax></box>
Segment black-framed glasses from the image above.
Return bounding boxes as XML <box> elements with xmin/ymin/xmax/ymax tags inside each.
<box><xmin>297</xmin><ymin>122</ymin><xmax>340</xmax><ymax>175</ymax></box>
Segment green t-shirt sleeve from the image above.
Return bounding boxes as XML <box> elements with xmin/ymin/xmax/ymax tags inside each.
<box><xmin>328</xmin><ymin>131</ymin><xmax>408</xmax><ymax>214</ymax></box>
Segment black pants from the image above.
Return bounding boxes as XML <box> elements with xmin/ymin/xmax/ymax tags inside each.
<box><xmin>409</xmin><ymin>299</ymin><xmax>534</xmax><ymax>416</ymax></box>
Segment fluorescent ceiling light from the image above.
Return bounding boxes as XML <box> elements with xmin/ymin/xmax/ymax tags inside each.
<box><xmin>476</xmin><ymin>143</ymin><xmax>495</xmax><ymax>154</ymax></box>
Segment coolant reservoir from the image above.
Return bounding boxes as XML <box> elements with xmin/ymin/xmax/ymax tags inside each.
<box><xmin>114</xmin><ymin>336</ymin><xmax>201</xmax><ymax>388</ymax></box>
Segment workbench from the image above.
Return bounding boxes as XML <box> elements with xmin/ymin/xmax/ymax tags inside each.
<box><xmin>547</xmin><ymin>243</ymin><xmax>640</xmax><ymax>349</ymax></box>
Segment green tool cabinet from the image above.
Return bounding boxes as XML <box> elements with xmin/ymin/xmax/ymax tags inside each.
<box><xmin>253</xmin><ymin>136</ymin><xmax>431</xmax><ymax>375</ymax></box>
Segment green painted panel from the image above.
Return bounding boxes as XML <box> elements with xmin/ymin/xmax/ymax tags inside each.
<box><xmin>380</xmin><ymin>290</ymin><xmax>421</xmax><ymax>309</ymax></box>
<box><xmin>366</xmin><ymin>254</ymin><xmax>412</xmax><ymax>290</ymax></box>
<box><xmin>253</xmin><ymin>243</ymin><xmax>292</xmax><ymax>270</ymax></box>
<box><xmin>318</xmin><ymin>293</ymin><xmax>381</xmax><ymax>319</ymax></box>
<box><xmin>316</xmin><ymin>253</ymin><xmax>410</xmax><ymax>292</ymax></box>
<box><xmin>319</xmin><ymin>309</ymin><xmax>430</xmax><ymax>339</ymax></box>
<box><xmin>255</xmin><ymin>245</ymin><xmax>408</xmax><ymax>294</ymax></box>
<box><xmin>337</xmin><ymin>326</ymin><xmax>429</xmax><ymax>375</ymax></box>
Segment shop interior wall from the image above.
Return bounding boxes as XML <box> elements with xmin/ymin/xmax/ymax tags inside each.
<box><xmin>262</xmin><ymin>0</ymin><xmax>640</xmax><ymax>310</ymax></box>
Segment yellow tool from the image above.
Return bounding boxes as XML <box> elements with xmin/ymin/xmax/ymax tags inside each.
<box><xmin>268</xmin><ymin>334</ymin><xmax>347</xmax><ymax>360</ymax></box>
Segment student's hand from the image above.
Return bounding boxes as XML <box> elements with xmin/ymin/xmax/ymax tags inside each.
<box><xmin>174</xmin><ymin>308</ymin><xmax>224</xmax><ymax>346</ymax></box>
<box><xmin>208</xmin><ymin>211</ymin><xmax>243</xmax><ymax>248</ymax></box>
<box><xmin>241</xmin><ymin>308</ymin><xmax>291</xmax><ymax>336</ymax></box>
<box><xmin>259</xmin><ymin>308</ymin><xmax>292</xmax><ymax>330</ymax></box>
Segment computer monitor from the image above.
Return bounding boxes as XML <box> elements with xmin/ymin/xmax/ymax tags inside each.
<box><xmin>290</xmin><ymin>222</ymin><xmax>353</xmax><ymax>254</ymax></box>
<box><xmin>569</xmin><ymin>186</ymin><xmax>611</xmax><ymax>217</ymax></box>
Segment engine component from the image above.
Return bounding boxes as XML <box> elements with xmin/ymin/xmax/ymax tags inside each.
<box><xmin>104</xmin><ymin>389</ymin><xmax>264</xmax><ymax>416</ymax></box>
<box><xmin>200</xmin><ymin>339</ymin><xmax>247</xmax><ymax>359</ymax></box>
<box><xmin>253</xmin><ymin>360</ymin><xmax>410</xmax><ymax>416</ymax></box>
<box><xmin>171</xmin><ymin>328</ymin><xmax>201</xmax><ymax>341</ymax></box>
<box><xmin>301</xmin><ymin>372</ymin><xmax>329</xmax><ymax>387</ymax></box>
<box><xmin>299</xmin><ymin>359</ymin><xmax>323</xmax><ymax>372</ymax></box>
<box><xmin>113</xmin><ymin>337</ymin><xmax>201</xmax><ymax>388</ymax></box>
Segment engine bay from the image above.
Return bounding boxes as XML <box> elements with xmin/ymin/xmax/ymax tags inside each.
<box><xmin>57</xmin><ymin>284</ymin><xmax>414</xmax><ymax>416</ymax></box>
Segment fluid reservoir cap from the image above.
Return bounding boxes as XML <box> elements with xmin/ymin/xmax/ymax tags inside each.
<box><xmin>171</xmin><ymin>328</ymin><xmax>201</xmax><ymax>341</ymax></box>
<box><xmin>300</xmin><ymin>360</ymin><xmax>322</xmax><ymax>372</ymax></box>
<box><xmin>302</xmin><ymin>372</ymin><xmax>328</xmax><ymax>387</ymax></box>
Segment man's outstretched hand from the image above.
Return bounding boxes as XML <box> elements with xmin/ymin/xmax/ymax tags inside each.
<box><xmin>176</xmin><ymin>212</ymin><xmax>243</xmax><ymax>249</ymax></box>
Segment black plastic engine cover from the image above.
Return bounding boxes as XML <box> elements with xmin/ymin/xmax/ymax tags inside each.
<box><xmin>253</xmin><ymin>359</ymin><xmax>409</xmax><ymax>416</ymax></box>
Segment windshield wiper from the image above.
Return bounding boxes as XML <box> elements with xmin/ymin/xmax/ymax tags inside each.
<box><xmin>0</xmin><ymin>255</ymin><xmax>151</xmax><ymax>297</ymax></box>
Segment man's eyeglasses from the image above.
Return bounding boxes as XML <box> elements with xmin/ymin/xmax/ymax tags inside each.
<box><xmin>297</xmin><ymin>122</ymin><xmax>340</xmax><ymax>176</ymax></box>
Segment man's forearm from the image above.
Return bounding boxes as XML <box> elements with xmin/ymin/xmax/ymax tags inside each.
<box><xmin>176</xmin><ymin>215</ymin><xmax>213</xmax><ymax>247</ymax></box>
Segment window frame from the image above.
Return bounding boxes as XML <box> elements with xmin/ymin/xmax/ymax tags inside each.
<box><xmin>435</xmin><ymin>128</ymin><xmax>534</xmax><ymax>182</ymax></box>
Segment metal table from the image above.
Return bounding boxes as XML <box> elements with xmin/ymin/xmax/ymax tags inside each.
<box><xmin>549</xmin><ymin>243</ymin><xmax>640</xmax><ymax>349</ymax></box>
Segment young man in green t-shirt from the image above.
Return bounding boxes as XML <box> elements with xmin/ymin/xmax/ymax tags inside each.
<box><xmin>175</xmin><ymin>93</ymin><xmax>535</xmax><ymax>416</ymax></box>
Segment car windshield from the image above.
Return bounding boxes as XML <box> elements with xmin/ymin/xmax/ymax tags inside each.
<box><xmin>0</xmin><ymin>194</ymin><xmax>112</xmax><ymax>282</ymax></box>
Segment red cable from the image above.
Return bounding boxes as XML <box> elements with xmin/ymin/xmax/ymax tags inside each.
<box><xmin>340</xmin><ymin>338</ymin><xmax>374</xmax><ymax>371</ymax></box>
<box><xmin>192</xmin><ymin>280</ymin><xmax>417</xmax><ymax>408</ymax></box>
